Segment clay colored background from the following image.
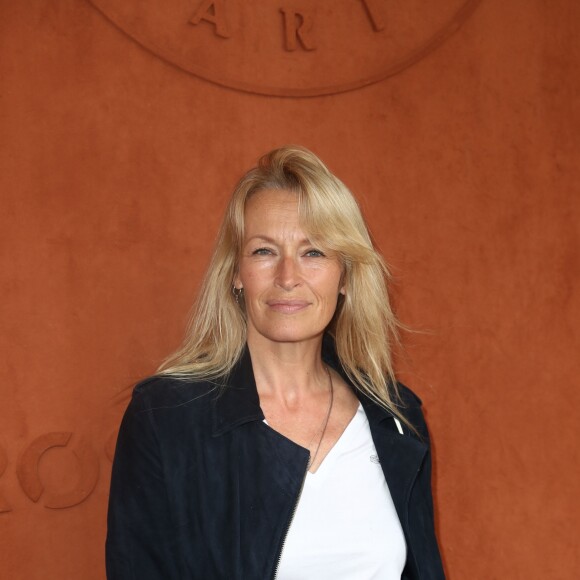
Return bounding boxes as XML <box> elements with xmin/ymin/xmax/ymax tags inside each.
<box><xmin>1</xmin><ymin>0</ymin><xmax>578</xmax><ymax>578</ymax></box>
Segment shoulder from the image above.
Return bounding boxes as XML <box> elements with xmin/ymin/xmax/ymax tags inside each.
<box><xmin>128</xmin><ymin>374</ymin><xmax>219</xmax><ymax>415</ymax></box>
<box><xmin>396</xmin><ymin>382</ymin><xmax>423</xmax><ymax>408</ymax></box>
<box><xmin>118</xmin><ymin>374</ymin><xmax>221</xmax><ymax>446</ymax></box>
<box><xmin>395</xmin><ymin>383</ymin><xmax>431</xmax><ymax>442</ymax></box>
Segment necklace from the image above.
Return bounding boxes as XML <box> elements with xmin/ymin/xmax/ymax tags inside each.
<box><xmin>307</xmin><ymin>366</ymin><xmax>334</xmax><ymax>470</ymax></box>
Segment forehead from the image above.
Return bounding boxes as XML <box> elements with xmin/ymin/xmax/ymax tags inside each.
<box><xmin>246</xmin><ymin>188</ymin><xmax>297</xmax><ymax>212</ymax></box>
<box><xmin>244</xmin><ymin>189</ymin><xmax>301</xmax><ymax>230</ymax></box>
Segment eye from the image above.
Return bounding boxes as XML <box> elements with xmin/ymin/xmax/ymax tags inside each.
<box><xmin>304</xmin><ymin>249</ymin><xmax>325</xmax><ymax>258</ymax></box>
<box><xmin>252</xmin><ymin>247</ymin><xmax>274</xmax><ymax>256</ymax></box>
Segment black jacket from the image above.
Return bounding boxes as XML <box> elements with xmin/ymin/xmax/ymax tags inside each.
<box><xmin>106</xmin><ymin>341</ymin><xmax>445</xmax><ymax>579</ymax></box>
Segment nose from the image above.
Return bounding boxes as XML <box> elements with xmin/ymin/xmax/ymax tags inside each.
<box><xmin>275</xmin><ymin>256</ymin><xmax>301</xmax><ymax>291</ymax></box>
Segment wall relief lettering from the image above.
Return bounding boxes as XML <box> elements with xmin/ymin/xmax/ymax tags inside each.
<box><xmin>87</xmin><ymin>0</ymin><xmax>482</xmax><ymax>96</ymax></box>
<box><xmin>0</xmin><ymin>444</ymin><xmax>11</xmax><ymax>513</ymax></box>
<box><xmin>190</xmin><ymin>0</ymin><xmax>231</xmax><ymax>39</ymax></box>
<box><xmin>12</xmin><ymin>432</ymin><xmax>101</xmax><ymax>510</ymax></box>
<box><xmin>359</xmin><ymin>0</ymin><xmax>386</xmax><ymax>32</ymax></box>
<box><xmin>280</xmin><ymin>7</ymin><xmax>316</xmax><ymax>52</ymax></box>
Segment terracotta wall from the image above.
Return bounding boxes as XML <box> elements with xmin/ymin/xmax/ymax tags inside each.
<box><xmin>1</xmin><ymin>0</ymin><xmax>578</xmax><ymax>578</ymax></box>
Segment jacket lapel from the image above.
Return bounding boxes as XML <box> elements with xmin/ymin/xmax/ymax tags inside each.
<box><xmin>363</xmin><ymin>407</ymin><xmax>428</xmax><ymax>530</ymax></box>
<box><xmin>211</xmin><ymin>347</ymin><xmax>264</xmax><ymax>437</ymax></box>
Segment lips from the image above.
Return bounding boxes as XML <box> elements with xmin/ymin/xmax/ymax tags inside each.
<box><xmin>266</xmin><ymin>300</ymin><xmax>310</xmax><ymax>313</ymax></box>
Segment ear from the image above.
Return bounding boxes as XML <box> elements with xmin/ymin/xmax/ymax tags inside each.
<box><xmin>339</xmin><ymin>270</ymin><xmax>346</xmax><ymax>295</ymax></box>
<box><xmin>233</xmin><ymin>272</ymin><xmax>242</xmax><ymax>290</ymax></box>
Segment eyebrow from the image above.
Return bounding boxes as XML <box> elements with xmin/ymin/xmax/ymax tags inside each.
<box><xmin>245</xmin><ymin>235</ymin><xmax>313</xmax><ymax>245</ymax></box>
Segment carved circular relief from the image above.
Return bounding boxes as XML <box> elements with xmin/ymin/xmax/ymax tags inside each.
<box><xmin>88</xmin><ymin>0</ymin><xmax>481</xmax><ymax>96</ymax></box>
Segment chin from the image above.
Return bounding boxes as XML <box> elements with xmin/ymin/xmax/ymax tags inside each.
<box><xmin>251</xmin><ymin>323</ymin><xmax>325</xmax><ymax>345</ymax></box>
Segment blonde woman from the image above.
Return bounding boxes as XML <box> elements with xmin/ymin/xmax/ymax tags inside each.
<box><xmin>106</xmin><ymin>146</ymin><xmax>445</xmax><ymax>579</ymax></box>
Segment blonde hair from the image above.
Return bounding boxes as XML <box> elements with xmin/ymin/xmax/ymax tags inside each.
<box><xmin>159</xmin><ymin>146</ymin><xmax>407</xmax><ymax>421</ymax></box>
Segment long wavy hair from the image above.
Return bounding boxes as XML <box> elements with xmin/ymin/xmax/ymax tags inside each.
<box><xmin>158</xmin><ymin>146</ymin><xmax>407</xmax><ymax>421</ymax></box>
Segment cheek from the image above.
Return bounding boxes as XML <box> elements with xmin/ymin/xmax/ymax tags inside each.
<box><xmin>239</xmin><ymin>256</ymin><xmax>276</xmax><ymax>277</ymax></box>
<box><xmin>316</xmin><ymin>274</ymin><xmax>344</xmax><ymax>307</ymax></box>
<box><xmin>239</xmin><ymin>268</ymin><xmax>270</xmax><ymax>298</ymax></box>
<box><xmin>323</xmin><ymin>265</ymin><xmax>344</xmax><ymax>291</ymax></box>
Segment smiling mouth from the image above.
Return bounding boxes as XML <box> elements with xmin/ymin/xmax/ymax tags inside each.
<box><xmin>267</xmin><ymin>300</ymin><xmax>310</xmax><ymax>313</ymax></box>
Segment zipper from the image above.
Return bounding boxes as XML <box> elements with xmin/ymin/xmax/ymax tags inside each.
<box><xmin>271</xmin><ymin>454</ymin><xmax>310</xmax><ymax>580</ymax></box>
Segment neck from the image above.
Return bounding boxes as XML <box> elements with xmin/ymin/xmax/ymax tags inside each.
<box><xmin>246</xmin><ymin>332</ymin><xmax>329</xmax><ymax>404</ymax></box>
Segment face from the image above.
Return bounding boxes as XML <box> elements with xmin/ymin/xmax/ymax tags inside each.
<box><xmin>234</xmin><ymin>189</ymin><xmax>345</xmax><ymax>347</ymax></box>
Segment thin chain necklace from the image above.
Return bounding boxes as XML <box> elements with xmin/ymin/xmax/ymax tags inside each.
<box><xmin>307</xmin><ymin>366</ymin><xmax>334</xmax><ymax>470</ymax></box>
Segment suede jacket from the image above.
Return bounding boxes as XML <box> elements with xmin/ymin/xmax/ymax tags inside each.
<box><xmin>106</xmin><ymin>341</ymin><xmax>445</xmax><ymax>579</ymax></box>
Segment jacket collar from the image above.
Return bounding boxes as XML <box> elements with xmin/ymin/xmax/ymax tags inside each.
<box><xmin>211</xmin><ymin>345</ymin><xmax>264</xmax><ymax>437</ymax></box>
<box><xmin>212</xmin><ymin>335</ymin><xmax>397</xmax><ymax>436</ymax></box>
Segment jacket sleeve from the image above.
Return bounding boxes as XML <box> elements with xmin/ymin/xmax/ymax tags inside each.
<box><xmin>402</xmin><ymin>387</ymin><xmax>446</xmax><ymax>579</ymax></box>
<box><xmin>105</xmin><ymin>384</ymin><xmax>180</xmax><ymax>580</ymax></box>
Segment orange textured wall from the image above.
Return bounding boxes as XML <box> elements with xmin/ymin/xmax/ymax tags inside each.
<box><xmin>1</xmin><ymin>1</ymin><xmax>578</xmax><ymax>578</ymax></box>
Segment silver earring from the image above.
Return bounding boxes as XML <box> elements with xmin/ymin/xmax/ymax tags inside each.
<box><xmin>232</xmin><ymin>286</ymin><xmax>243</xmax><ymax>304</ymax></box>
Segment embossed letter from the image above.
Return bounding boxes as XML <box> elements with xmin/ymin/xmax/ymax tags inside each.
<box><xmin>360</xmin><ymin>0</ymin><xmax>385</xmax><ymax>32</ymax></box>
<box><xmin>280</xmin><ymin>7</ymin><xmax>316</xmax><ymax>51</ymax></box>
<box><xmin>190</xmin><ymin>0</ymin><xmax>231</xmax><ymax>39</ymax></box>
<box><xmin>16</xmin><ymin>432</ymin><xmax>99</xmax><ymax>509</ymax></box>
<box><xmin>0</xmin><ymin>444</ymin><xmax>11</xmax><ymax>513</ymax></box>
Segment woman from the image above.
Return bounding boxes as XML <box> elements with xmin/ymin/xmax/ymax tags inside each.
<box><xmin>106</xmin><ymin>146</ymin><xmax>445</xmax><ymax>579</ymax></box>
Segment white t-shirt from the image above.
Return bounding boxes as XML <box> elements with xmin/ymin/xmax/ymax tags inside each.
<box><xmin>275</xmin><ymin>404</ymin><xmax>407</xmax><ymax>580</ymax></box>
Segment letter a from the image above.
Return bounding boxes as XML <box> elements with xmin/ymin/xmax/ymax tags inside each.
<box><xmin>190</xmin><ymin>0</ymin><xmax>231</xmax><ymax>39</ymax></box>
